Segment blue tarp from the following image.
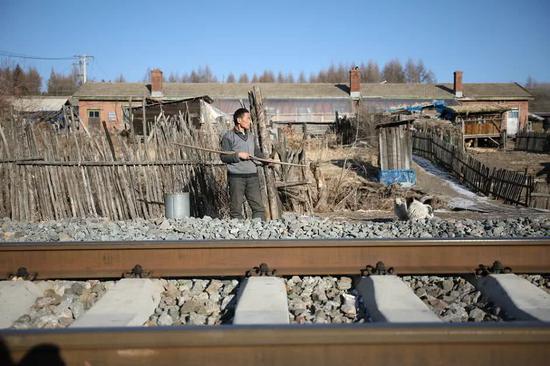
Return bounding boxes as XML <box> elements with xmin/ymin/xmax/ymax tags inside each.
<box><xmin>387</xmin><ymin>100</ymin><xmax>447</xmax><ymax>114</ymax></box>
<box><xmin>379</xmin><ymin>169</ymin><xmax>416</xmax><ymax>187</ymax></box>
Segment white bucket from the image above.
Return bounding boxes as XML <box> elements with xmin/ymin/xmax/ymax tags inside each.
<box><xmin>164</xmin><ymin>192</ymin><xmax>191</xmax><ymax>219</ymax></box>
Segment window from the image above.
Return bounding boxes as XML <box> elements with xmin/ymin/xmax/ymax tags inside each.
<box><xmin>509</xmin><ymin>109</ymin><xmax>519</xmax><ymax>119</ymax></box>
<box><xmin>108</xmin><ymin>111</ymin><xmax>116</xmax><ymax>121</ymax></box>
<box><xmin>88</xmin><ymin>110</ymin><xmax>100</xmax><ymax>118</ymax></box>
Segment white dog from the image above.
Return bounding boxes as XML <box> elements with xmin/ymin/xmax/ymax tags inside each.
<box><xmin>394</xmin><ymin>196</ymin><xmax>434</xmax><ymax>221</ymax></box>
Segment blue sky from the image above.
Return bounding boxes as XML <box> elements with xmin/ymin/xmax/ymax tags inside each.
<box><xmin>0</xmin><ymin>0</ymin><xmax>549</xmax><ymax>85</ymax></box>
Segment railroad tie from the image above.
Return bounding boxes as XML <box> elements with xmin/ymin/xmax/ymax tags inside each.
<box><xmin>356</xmin><ymin>275</ymin><xmax>442</xmax><ymax>323</ymax></box>
<box><xmin>0</xmin><ymin>280</ymin><xmax>43</xmax><ymax>328</ymax></box>
<box><xmin>233</xmin><ymin>277</ymin><xmax>290</xmax><ymax>324</ymax></box>
<box><xmin>70</xmin><ymin>279</ymin><xmax>163</xmax><ymax>327</ymax></box>
<box><xmin>473</xmin><ymin>273</ymin><xmax>550</xmax><ymax>322</ymax></box>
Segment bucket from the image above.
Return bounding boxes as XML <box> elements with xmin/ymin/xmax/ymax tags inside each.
<box><xmin>164</xmin><ymin>192</ymin><xmax>191</xmax><ymax>219</ymax></box>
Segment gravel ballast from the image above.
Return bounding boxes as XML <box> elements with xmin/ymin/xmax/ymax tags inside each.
<box><xmin>401</xmin><ymin>276</ymin><xmax>503</xmax><ymax>322</ymax></box>
<box><xmin>146</xmin><ymin>279</ymin><xmax>239</xmax><ymax>326</ymax></box>
<box><xmin>520</xmin><ymin>274</ymin><xmax>550</xmax><ymax>294</ymax></box>
<box><xmin>11</xmin><ymin>280</ymin><xmax>111</xmax><ymax>329</ymax></box>
<box><xmin>1</xmin><ymin>214</ymin><xmax>549</xmax><ymax>242</ymax></box>
<box><xmin>286</xmin><ymin>276</ymin><xmax>365</xmax><ymax>324</ymax></box>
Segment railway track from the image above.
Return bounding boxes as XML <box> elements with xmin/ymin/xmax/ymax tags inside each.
<box><xmin>1</xmin><ymin>237</ymin><xmax>550</xmax><ymax>365</ymax></box>
<box><xmin>1</xmin><ymin>237</ymin><xmax>549</xmax><ymax>278</ymax></box>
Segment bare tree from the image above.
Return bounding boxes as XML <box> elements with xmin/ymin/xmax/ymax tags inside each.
<box><xmin>404</xmin><ymin>59</ymin><xmax>420</xmax><ymax>83</ymax></box>
<box><xmin>47</xmin><ymin>68</ymin><xmax>78</xmax><ymax>95</ymax></box>
<box><xmin>526</xmin><ymin>75</ymin><xmax>537</xmax><ymax>88</ymax></box>
<box><xmin>142</xmin><ymin>68</ymin><xmax>151</xmax><ymax>83</ymax></box>
<box><xmin>238</xmin><ymin>73</ymin><xmax>249</xmax><ymax>83</ymax></box>
<box><xmin>0</xmin><ymin>63</ymin><xmax>42</xmax><ymax>96</ymax></box>
<box><xmin>405</xmin><ymin>59</ymin><xmax>436</xmax><ymax>83</ymax></box>
<box><xmin>226</xmin><ymin>73</ymin><xmax>236</xmax><ymax>83</ymax></box>
<box><xmin>259</xmin><ymin>70</ymin><xmax>275</xmax><ymax>82</ymax></box>
<box><xmin>24</xmin><ymin>67</ymin><xmax>42</xmax><ymax>94</ymax></box>
<box><xmin>168</xmin><ymin>72</ymin><xmax>178</xmax><ymax>82</ymax></box>
<box><xmin>286</xmin><ymin>72</ymin><xmax>295</xmax><ymax>83</ymax></box>
<box><xmin>298</xmin><ymin>72</ymin><xmax>307</xmax><ymax>83</ymax></box>
<box><xmin>382</xmin><ymin>59</ymin><xmax>405</xmax><ymax>83</ymax></box>
<box><xmin>115</xmin><ymin>73</ymin><xmax>126</xmax><ymax>83</ymax></box>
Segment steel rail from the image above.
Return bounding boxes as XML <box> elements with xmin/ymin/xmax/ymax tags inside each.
<box><xmin>2</xmin><ymin>323</ymin><xmax>550</xmax><ymax>366</ymax></box>
<box><xmin>1</xmin><ymin>238</ymin><xmax>549</xmax><ymax>279</ymax></box>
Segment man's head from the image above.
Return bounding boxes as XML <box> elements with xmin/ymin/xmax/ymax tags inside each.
<box><xmin>233</xmin><ymin>108</ymin><xmax>251</xmax><ymax>130</ymax></box>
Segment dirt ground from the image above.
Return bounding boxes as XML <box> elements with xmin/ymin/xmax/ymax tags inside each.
<box><xmin>467</xmin><ymin>146</ymin><xmax>549</xmax><ymax>179</ymax></box>
<box><xmin>304</xmin><ymin>139</ymin><xmax>548</xmax><ymax>222</ymax></box>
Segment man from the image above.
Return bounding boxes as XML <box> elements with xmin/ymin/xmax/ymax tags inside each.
<box><xmin>220</xmin><ymin>108</ymin><xmax>266</xmax><ymax>219</ymax></box>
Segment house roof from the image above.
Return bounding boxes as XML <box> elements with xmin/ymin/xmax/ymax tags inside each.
<box><xmin>528</xmin><ymin>85</ymin><xmax>550</xmax><ymax>113</ymax></box>
<box><xmin>73</xmin><ymin>82</ymin><xmax>149</xmax><ymax>99</ymax></box>
<box><xmin>361</xmin><ymin>83</ymin><xmax>454</xmax><ymax>99</ymax></box>
<box><xmin>73</xmin><ymin>81</ymin><xmax>532</xmax><ymax>101</ymax></box>
<box><xmin>164</xmin><ymin>83</ymin><xmax>350</xmax><ymax>99</ymax></box>
<box><xmin>9</xmin><ymin>96</ymin><xmax>70</xmax><ymax>112</ymax></box>
<box><xmin>441</xmin><ymin>83</ymin><xmax>532</xmax><ymax>100</ymax></box>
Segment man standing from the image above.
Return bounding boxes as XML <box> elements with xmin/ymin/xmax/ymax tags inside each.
<box><xmin>220</xmin><ymin>108</ymin><xmax>266</xmax><ymax>219</ymax></box>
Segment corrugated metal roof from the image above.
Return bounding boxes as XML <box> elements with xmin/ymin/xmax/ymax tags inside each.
<box><xmin>9</xmin><ymin>96</ymin><xmax>69</xmax><ymax>112</ymax></box>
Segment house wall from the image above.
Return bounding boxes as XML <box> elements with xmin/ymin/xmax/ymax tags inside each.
<box><xmin>78</xmin><ymin>100</ymin><xmax>130</xmax><ymax>131</ymax></box>
<box><xmin>458</xmin><ymin>100</ymin><xmax>529</xmax><ymax>130</ymax></box>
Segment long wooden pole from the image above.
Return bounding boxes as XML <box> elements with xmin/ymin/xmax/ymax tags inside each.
<box><xmin>173</xmin><ymin>142</ymin><xmax>307</xmax><ymax>167</ymax></box>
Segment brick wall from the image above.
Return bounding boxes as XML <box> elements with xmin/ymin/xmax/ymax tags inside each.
<box><xmin>78</xmin><ymin>100</ymin><xmax>128</xmax><ymax>131</ymax></box>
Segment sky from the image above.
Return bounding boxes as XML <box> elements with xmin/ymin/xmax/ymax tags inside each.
<box><xmin>0</xmin><ymin>0</ymin><xmax>549</xmax><ymax>86</ymax></box>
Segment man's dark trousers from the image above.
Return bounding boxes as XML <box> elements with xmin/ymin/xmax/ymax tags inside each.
<box><xmin>228</xmin><ymin>173</ymin><xmax>265</xmax><ymax>219</ymax></box>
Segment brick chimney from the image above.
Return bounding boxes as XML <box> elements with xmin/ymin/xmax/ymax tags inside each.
<box><xmin>349</xmin><ymin>66</ymin><xmax>361</xmax><ymax>100</ymax></box>
<box><xmin>453</xmin><ymin>71</ymin><xmax>463</xmax><ymax>98</ymax></box>
<box><xmin>151</xmin><ymin>68</ymin><xmax>163</xmax><ymax>98</ymax></box>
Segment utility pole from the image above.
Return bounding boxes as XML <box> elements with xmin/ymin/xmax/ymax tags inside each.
<box><xmin>74</xmin><ymin>54</ymin><xmax>94</xmax><ymax>84</ymax></box>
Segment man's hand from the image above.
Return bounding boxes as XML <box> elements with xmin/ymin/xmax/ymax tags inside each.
<box><xmin>237</xmin><ymin>152</ymin><xmax>250</xmax><ymax>160</ymax></box>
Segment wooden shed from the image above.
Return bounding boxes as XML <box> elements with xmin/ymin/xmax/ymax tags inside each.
<box><xmin>127</xmin><ymin>96</ymin><xmax>215</xmax><ymax>135</ymax></box>
<box><xmin>442</xmin><ymin>104</ymin><xmax>510</xmax><ymax>146</ymax></box>
<box><xmin>376</xmin><ymin>120</ymin><xmax>415</xmax><ymax>186</ymax></box>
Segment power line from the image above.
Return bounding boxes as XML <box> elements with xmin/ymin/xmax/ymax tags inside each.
<box><xmin>0</xmin><ymin>50</ymin><xmax>74</xmax><ymax>61</ymax></box>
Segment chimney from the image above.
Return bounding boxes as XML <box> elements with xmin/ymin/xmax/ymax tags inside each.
<box><xmin>349</xmin><ymin>66</ymin><xmax>361</xmax><ymax>100</ymax></box>
<box><xmin>151</xmin><ymin>68</ymin><xmax>163</xmax><ymax>98</ymax></box>
<box><xmin>453</xmin><ymin>71</ymin><xmax>463</xmax><ymax>98</ymax></box>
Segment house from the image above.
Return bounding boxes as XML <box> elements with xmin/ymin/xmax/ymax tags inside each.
<box><xmin>440</xmin><ymin>71</ymin><xmax>532</xmax><ymax>136</ymax></box>
<box><xmin>528</xmin><ymin>85</ymin><xmax>550</xmax><ymax>132</ymax></box>
<box><xmin>441</xmin><ymin>104</ymin><xmax>511</xmax><ymax>146</ymax></box>
<box><xmin>9</xmin><ymin>96</ymin><xmax>70</xmax><ymax>125</ymax></box>
<box><xmin>73</xmin><ymin>83</ymin><xmax>148</xmax><ymax>130</ymax></box>
<box><xmin>128</xmin><ymin>96</ymin><xmax>229</xmax><ymax>135</ymax></box>
<box><xmin>72</xmin><ymin>68</ymin><xmax>532</xmax><ymax>135</ymax></box>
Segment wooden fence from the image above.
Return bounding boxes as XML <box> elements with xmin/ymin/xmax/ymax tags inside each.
<box><xmin>1</xmin><ymin>92</ymin><xmax>314</xmax><ymax>222</ymax></box>
<box><xmin>413</xmin><ymin>132</ymin><xmax>533</xmax><ymax>206</ymax></box>
<box><xmin>515</xmin><ymin>131</ymin><xmax>550</xmax><ymax>153</ymax></box>
<box><xmin>531</xmin><ymin>179</ymin><xmax>550</xmax><ymax>210</ymax></box>
<box><xmin>0</xmin><ymin>113</ymin><xmax>229</xmax><ymax>222</ymax></box>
